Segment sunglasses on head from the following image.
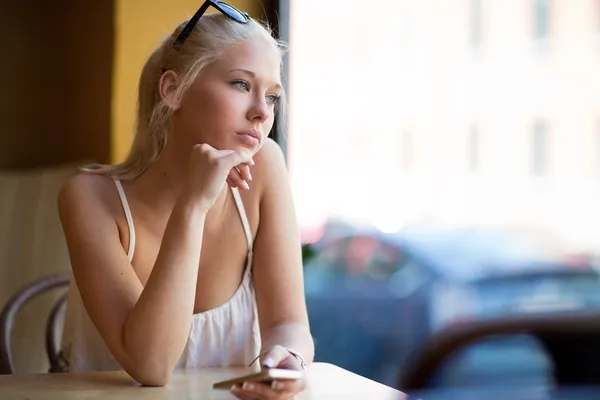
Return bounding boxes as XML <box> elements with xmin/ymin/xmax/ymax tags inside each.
<box><xmin>173</xmin><ymin>0</ymin><xmax>250</xmax><ymax>50</ymax></box>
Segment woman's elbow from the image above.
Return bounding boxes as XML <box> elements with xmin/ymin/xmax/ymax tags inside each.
<box><xmin>139</xmin><ymin>376</ymin><xmax>170</xmax><ymax>387</ymax></box>
<box><xmin>124</xmin><ymin>358</ymin><xmax>174</xmax><ymax>387</ymax></box>
<box><xmin>129</xmin><ymin>368</ymin><xmax>172</xmax><ymax>387</ymax></box>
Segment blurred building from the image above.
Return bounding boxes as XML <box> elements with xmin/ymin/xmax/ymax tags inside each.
<box><xmin>286</xmin><ymin>0</ymin><xmax>600</xmax><ymax>252</ymax></box>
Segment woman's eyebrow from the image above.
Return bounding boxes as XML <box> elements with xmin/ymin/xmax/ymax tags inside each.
<box><xmin>228</xmin><ymin>68</ymin><xmax>282</xmax><ymax>90</ymax></box>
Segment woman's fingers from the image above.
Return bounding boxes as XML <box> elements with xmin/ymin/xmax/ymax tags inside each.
<box><xmin>270</xmin><ymin>378</ymin><xmax>306</xmax><ymax>393</ymax></box>
<box><xmin>237</xmin><ymin>164</ymin><xmax>252</xmax><ymax>183</ymax></box>
<box><xmin>226</xmin><ymin>176</ymin><xmax>237</xmax><ymax>188</ymax></box>
<box><xmin>229</xmin><ymin>167</ymin><xmax>250</xmax><ymax>190</ymax></box>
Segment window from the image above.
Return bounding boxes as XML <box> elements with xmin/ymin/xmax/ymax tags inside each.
<box><xmin>533</xmin><ymin>0</ymin><xmax>550</xmax><ymax>40</ymax></box>
<box><xmin>468</xmin><ymin>125</ymin><xmax>480</xmax><ymax>172</ymax></box>
<box><xmin>597</xmin><ymin>123</ymin><xmax>600</xmax><ymax>179</ymax></box>
<box><xmin>532</xmin><ymin>122</ymin><xmax>548</xmax><ymax>176</ymax></box>
<box><xmin>597</xmin><ymin>0</ymin><xmax>600</xmax><ymax>34</ymax></box>
<box><xmin>470</xmin><ymin>0</ymin><xmax>482</xmax><ymax>47</ymax></box>
<box><xmin>401</xmin><ymin>130</ymin><xmax>414</xmax><ymax>170</ymax></box>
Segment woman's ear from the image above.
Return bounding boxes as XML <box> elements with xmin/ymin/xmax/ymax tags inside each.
<box><xmin>159</xmin><ymin>70</ymin><xmax>180</xmax><ymax>110</ymax></box>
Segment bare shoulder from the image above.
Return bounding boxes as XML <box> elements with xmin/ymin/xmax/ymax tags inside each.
<box><xmin>255</xmin><ymin>137</ymin><xmax>286</xmax><ymax>167</ymax></box>
<box><xmin>59</xmin><ymin>173</ymin><xmax>116</xmax><ymax>208</ymax></box>
<box><xmin>59</xmin><ymin>172</ymin><xmax>112</xmax><ymax>199</ymax></box>
<box><xmin>253</xmin><ymin>138</ymin><xmax>288</xmax><ymax>192</ymax></box>
<box><xmin>57</xmin><ymin>173</ymin><xmax>121</xmax><ymax>229</ymax></box>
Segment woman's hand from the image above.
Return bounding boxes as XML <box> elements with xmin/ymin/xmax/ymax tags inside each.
<box><xmin>184</xmin><ymin>143</ymin><xmax>254</xmax><ymax>213</ymax></box>
<box><xmin>230</xmin><ymin>345</ymin><xmax>307</xmax><ymax>400</ymax></box>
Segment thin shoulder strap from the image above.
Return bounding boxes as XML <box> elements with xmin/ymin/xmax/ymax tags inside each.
<box><xmin>230</xmin><ymin>187</ymin><xmax>253</xmax><ymax>253</ymax></box>
<box><xmin>113</xmin><ymin>179</ymin><xmax>136</xmax><ymax>262</ymax></box>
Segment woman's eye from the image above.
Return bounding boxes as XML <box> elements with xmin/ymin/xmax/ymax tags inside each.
<box><xmin>232</xmin><ymin>80</ymin><xmax>250</xmax><ymax>91</ymax></box>
<box><xmin>232</xmin><ymin>79</ymin><xmax>280</xmax><ymax>106</ymax></box>
<box><xmin>266</xmin><ymin>94</ymin><xmax>281</xmax><ymax>106</ymax></box>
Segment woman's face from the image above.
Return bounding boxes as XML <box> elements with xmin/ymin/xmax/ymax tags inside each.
<box><xmin>170</xmin><ymin>38</ymin><xmax>282</xmax><ymax>155</ymax></box>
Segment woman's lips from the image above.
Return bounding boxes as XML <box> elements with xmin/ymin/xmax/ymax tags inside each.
<box><xmin>236</xmin><ymin>131</ymin><xmax>260</xmax><ymax>146</ymax></box>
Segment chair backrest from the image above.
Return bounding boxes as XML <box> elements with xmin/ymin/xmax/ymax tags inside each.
<box><xmin>0</xmin><ymin>164</ymin><xmax>78</xmax><ymax>372</ymax></box>
<box><xmin>0</xmin><ymin>272</ymin><xmax>70</xmax><ymax>374</ymax></box>
<box><xmin>397</xmin><ymin>310</ymin><xmax>600</xmax><ymax>391</ymax></box>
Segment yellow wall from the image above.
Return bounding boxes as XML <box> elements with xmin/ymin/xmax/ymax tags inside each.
<box><xmin>112</xmin><ymin>0</ymin><xmax>262</xmax><ymax>162</ymax></box>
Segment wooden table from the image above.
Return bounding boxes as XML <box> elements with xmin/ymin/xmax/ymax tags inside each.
<box><xmin>0</xmin><ymin>362</ymin><xmax>406</xmax><ymax>399</ymax></box>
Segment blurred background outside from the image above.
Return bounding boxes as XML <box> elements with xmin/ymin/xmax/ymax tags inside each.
<box><xmin>2</xmin><ymin>0</ymin><xmax>600</xmax><ymax>393</ymax></box>
<box><xmin>289</xmin><ymin>0</ymin><xmax>600</xmax><ymax>390</ymax></box>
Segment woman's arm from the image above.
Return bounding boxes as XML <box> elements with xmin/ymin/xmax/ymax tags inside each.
<box><xmin>252</xmin><ymin>139</ymin><xmax>315</xmax><ymax>366</ymax></box>
<box><xmin>59</xmin><ymin>146</ymin><xmax>252</xmax><ymax>386</ymax></box>
<box><xmin>59</xmin><ymin>175</ymin><xmax>206</xmax><ymax>386</ymax></box>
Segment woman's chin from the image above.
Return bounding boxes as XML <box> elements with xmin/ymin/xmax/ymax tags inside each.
<box><xmin>191</xmin><ymin>138</ymin><xmax>262</xmax><ymax>156</ymax></box>
<box><xmin>230</xmin><ymin>141</ymin><xmax>262</xmax><ymax>156</ymax></box>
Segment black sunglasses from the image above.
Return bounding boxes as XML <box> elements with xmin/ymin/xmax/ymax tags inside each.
<box><xmin>173</xmin><ymin>0</ymin><xmax>250</xmax><ymax>50</ymax></box>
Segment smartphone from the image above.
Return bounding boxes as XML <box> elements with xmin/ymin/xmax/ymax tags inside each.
<box><xmin>213</xmin><ymin>368</ymin><xmax>305</xmax><ymax>390</ymax></box>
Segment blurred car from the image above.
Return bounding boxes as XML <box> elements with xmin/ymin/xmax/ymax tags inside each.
<box><xmin>302</xmin><ymin>226</ymin><xmax>600</xmax><ymax>387</ymax></box>
<box><xmin>303</xmin><ymin>231</ymin><xmax>433</xmax><ymax>384</ymax></box>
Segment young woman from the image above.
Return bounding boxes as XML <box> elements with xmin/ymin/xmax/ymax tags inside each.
<box><xmin>58</xmin><ymin>2</ymin><xmax>313</xmax><ymax>399</ymax></box>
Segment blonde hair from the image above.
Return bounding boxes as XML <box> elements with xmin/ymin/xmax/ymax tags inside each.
<box><xmin>83</xmin><ymin>13</ymin><xmax>287</xmax><ymax>181</ymax></box>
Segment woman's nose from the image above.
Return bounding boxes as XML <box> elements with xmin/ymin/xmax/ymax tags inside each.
<box><xmin>248</xmin><ymin>97</ymin><xmax>271</xmax><ymax>122</ymax></box>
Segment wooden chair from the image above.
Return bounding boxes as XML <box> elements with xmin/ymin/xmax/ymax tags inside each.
<box><xmin>0</xmin><ymin>272</ymin><xmax>70</xmax><ymax>374</ymax></box>
<box><xmin>397</xmin><ymin>310</ymin><xmax>600</xmax><ymax>391</ymax></box>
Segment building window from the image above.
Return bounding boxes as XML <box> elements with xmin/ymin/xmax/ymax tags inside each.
<box><xmin>532</xmin><ymin>122</ymin><xmax>548</xmax><ymax>176</ymax></box>
<box><xmin>470</xmin><ymin>0</ymin><xmax>482</xmax><ymax>47</ymax></box>
<box><xmin>468</xmin><ymin>125</ymin><xmax>480</xmax><ymax>172</ymax></box>
<box><xmin>533</xmin><ymin>0</ymin><xmax>550</xmax><ymax>40</ymax></box>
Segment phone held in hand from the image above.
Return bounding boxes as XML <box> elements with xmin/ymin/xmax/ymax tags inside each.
<box><xmin>213</xmin><ymin>368</ymin><xmax>305</xmax><ymax>390</ymax></box>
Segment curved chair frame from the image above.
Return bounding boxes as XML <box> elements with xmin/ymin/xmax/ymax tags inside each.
<box><xmin>398</xmin><ymin>310</ymin><xmax>600</xmax><ymax>391</ymax></box>
<box><xmin>0</xmin><ymin>272</ymin><xmax>70</xmax><ymax>374</ymax></box>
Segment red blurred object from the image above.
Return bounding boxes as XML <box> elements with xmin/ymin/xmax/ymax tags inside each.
<box><xmin>561</xmin><ymin>253</ymin><xmax>592</xmax><ymax>269</ymax></box>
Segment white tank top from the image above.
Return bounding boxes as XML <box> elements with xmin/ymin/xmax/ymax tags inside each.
<box><xmin>59</xmin><ymin>180</ymin><xmax>261</xmax><ymax>372</ymax></box>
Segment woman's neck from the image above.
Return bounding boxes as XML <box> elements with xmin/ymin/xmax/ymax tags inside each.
<box><xmin>126</xmin><ymin>144</ymin><xmax>188</xmax><ymax>215</ymax></box>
